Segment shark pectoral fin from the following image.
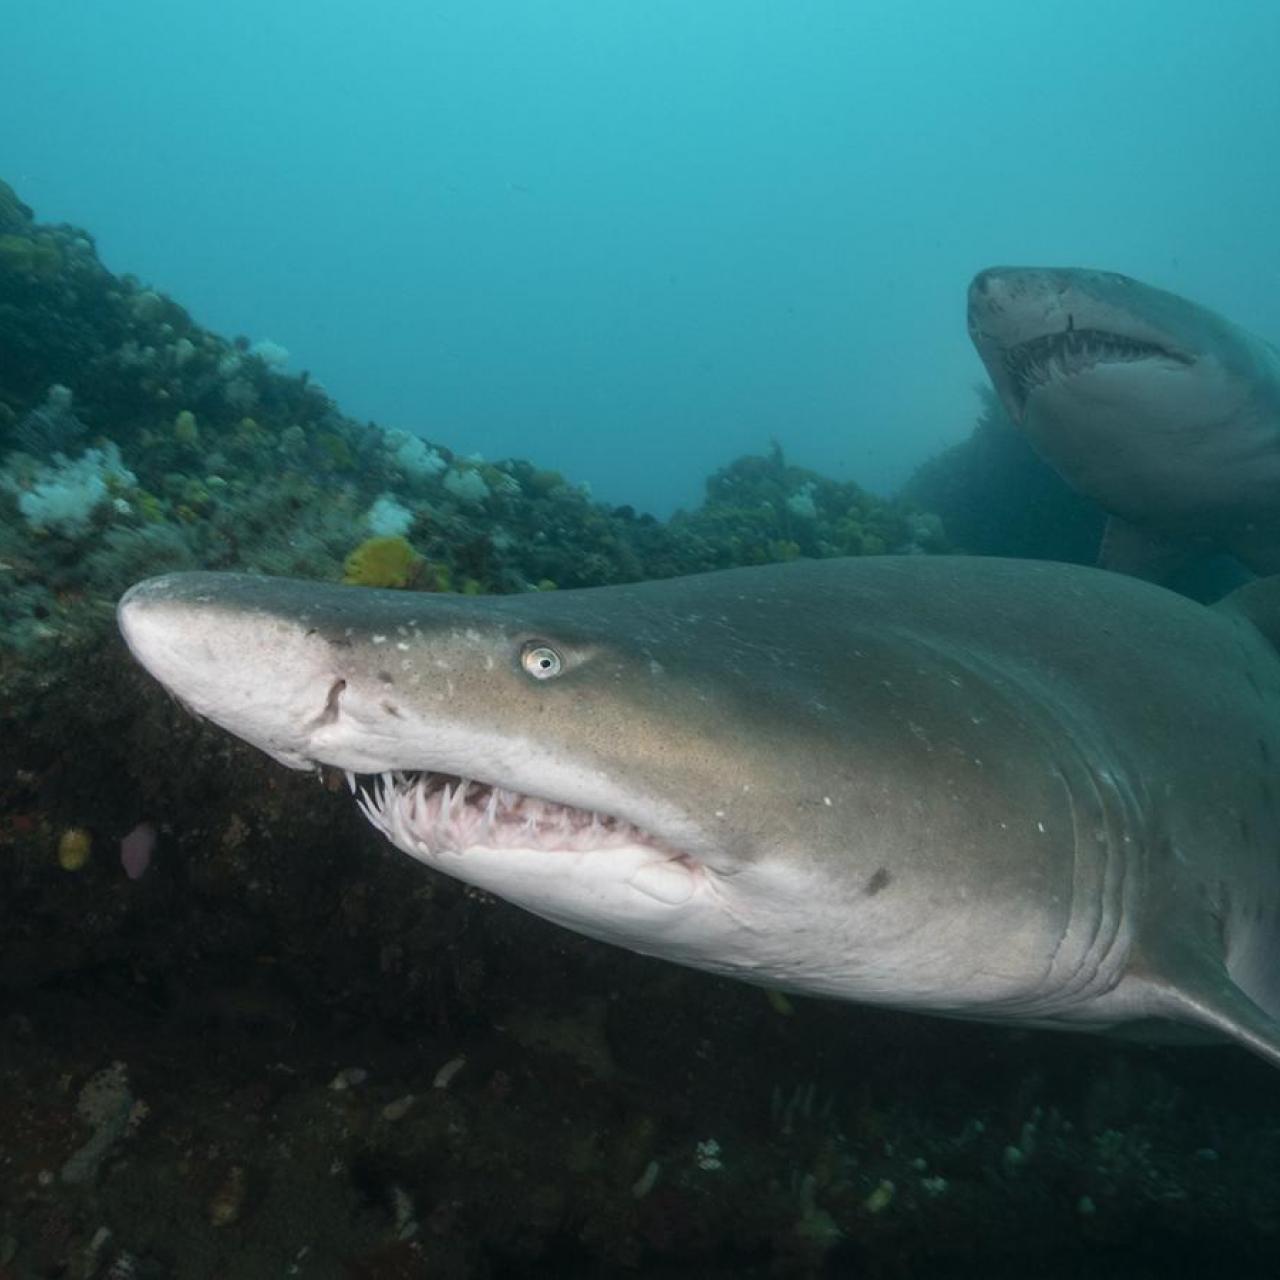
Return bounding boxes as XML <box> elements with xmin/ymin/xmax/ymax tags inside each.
<box><xmin>1138</xmin><ymin>949</ymin><xmax>1280</xmax><ymax>1068</ymax></box>
<box><xmin>1098</xmin><ymin>516</ymin><xmax>1188</xmax><ymax>582</ymax></box>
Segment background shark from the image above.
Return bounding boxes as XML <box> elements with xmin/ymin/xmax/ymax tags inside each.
<box><xmin>968</xmin><ymin>267</ymin><xmax>1280</xmax><ymax>582</ymax></box>
<box><xmin>119</xmin><ymin>558</ymin><xmax>1280</xmax><ymax>1067</ymax></box>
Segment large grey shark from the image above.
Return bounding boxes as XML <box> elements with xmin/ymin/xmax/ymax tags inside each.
<box><xmin>118</xmin><ymin>559</ymin><xmax>1280</xmax><ymax>1065</ymax></box>
<box><xmin>968</xmin><ymin>267</ymin><xmax>1280</xmax><ymax>581</ymax></box>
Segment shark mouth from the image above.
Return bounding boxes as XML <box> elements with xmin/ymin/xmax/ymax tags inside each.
<box><xmin>1002</xmin><ymin>327</ymin><xmax>1190</xmax><ymax>409</ymax></box>
<box><xmin>351</xmin><ymin>769</ymin><xmax>675</xmax><ymax>859</ymax></box>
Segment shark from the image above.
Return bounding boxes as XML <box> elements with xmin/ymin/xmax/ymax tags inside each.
<box><xmin>118</xmin><ymin>558</ymin><xmax>1280</xmax><ymax>1066</ymax></box>
<box><xmin>967</xmin><ymin>266</ymin><xmax>1280</xmax><ymax>582</ymax></box>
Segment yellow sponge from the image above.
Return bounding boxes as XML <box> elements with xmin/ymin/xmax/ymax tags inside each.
<box><xmin>342</xmin><ymin>536</ymin><xmax>422</xmax><ymax>589</ymax></box>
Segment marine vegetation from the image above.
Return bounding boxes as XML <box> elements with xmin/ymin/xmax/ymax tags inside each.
<box><xmin>342</xmin><ymin>535</ymin><xmax>426</xmax><ymax>589</ymax></box>
<box><xmin>901</xmin><ymin>385</ymin><xmax>1103</xmax><ymax>564</ymax></box>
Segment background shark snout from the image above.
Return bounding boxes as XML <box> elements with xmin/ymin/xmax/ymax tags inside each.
<box><xmin>967</xmin><ymin>267</ymin><xmax>1070</xmax><ymax>343</ymax></box>
<box><xmin>967</xmin><ymin>266</ymin><xmax>1189</xmax><ymax>353</ymax></box>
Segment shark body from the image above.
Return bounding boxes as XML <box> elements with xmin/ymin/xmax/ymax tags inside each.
<box><xmin>968</xmin><ymin>266</ymin><xmax>1280</xmax><ymax>581</ymax></box>
<box><xmin>119</xmin><ymin>558</ymin><xmax>1280</xmax><ymax>1065</ymax></box>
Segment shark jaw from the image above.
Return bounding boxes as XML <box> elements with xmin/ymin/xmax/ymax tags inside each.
<box><xmin>351</xmin><ymin>767</ymin><xmax>706</xmax><ymax>912</ymax></box>
<box><xmin>996</xmin><ymin>325</ymin><xmax>1192</xmax><ymax>418</ymax></box>
<box><xmin>339</xmin><ymin>763</ymin><xmax>856</xmax><ymax>999</ymax></box>
<box><xmin>296</xmin><ymin>696</ymin><xmax>728</xmax><ymax>939</ymax></box>
<box><xmin>966</xmin><ymin>266</ymin><xmax>1197</xmax><ymax>425</ymax></box>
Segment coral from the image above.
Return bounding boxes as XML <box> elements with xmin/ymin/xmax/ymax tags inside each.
<box><xmin>0</xmin><ymin>231</ymin><xmax>62</xmax><ymax>279</ymax></box>
<box><xmin>443</xmin><ymin>464</ymin><xmax>490</xmax><ymax>505</ymax></box>
<box><xmin>421</xmin><ymin>560</ymin><xmax>453</xmax><ymax>591</ymax></box>
<box><xmin>316</xmin><ymin>430</ymin><xmax>355</xmax><ymax>471</ymax></box>
<box><xmin>0</xmin><ymin>177</ymin><xmax>33</xmax><ymax>231</ymax></box>
<box><xmin>386</xmin><ymin>429</ymin><xmax>446</xmax><ymax>481</ymax></box>
<box><xmin>248</xmin><ymin>338</ymin><xmax>289</xmax><ymax>369</ymax></box>
<box><xmin>366</xmin><ymin>494</ymin><xmax>414</xmax><ymax>538</ymax></box>
<box><xmin>343</xmin><ymin>535</ymin><xmax>423</xmax><ymax>588</ymax></box>
<box><xmin>173</xmin><ymin>408</ymin><xmax>199</xmax><ymax>447</ymax></box>
<box><xmin>56</xmin><ymin>827</ymin><xmax>92</xmax><ymax>871</ymax></box>
<box><xmin>9</xmin><ymin>384</ymin><xmax>85</xmax><ymax>456</ymax></box>
<box><xmin>786</xmin><ymin>483</ymin><xmax>818</xmax><ymax>520</ymax></box>
<box><xmin>526</xmin><ymin>467</ymin><xmax>565</xmax><ymax>497</ymax></box>
<box><xmin>3</xmin><ymin>442</ymin><xmax>137</xmax><ymax>537</ymax></box>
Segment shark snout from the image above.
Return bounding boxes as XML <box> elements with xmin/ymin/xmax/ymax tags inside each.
<box><xmin>119</xmin><ymin>572</ymin><xmax>344</xmax><ymax>770</ymax></box>
<box><xmin>966</xmin><ymin>267</ymin><xmax>1071</xmax><ymax>343</ymax></box>
<box><xmin>968</xmin><ymin>266</ymin><xmax>1011</xmax><ymax>307</ymax></box>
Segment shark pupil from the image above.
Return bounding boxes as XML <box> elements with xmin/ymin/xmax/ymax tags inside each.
<box><xmin>521</xmin><ymin>643</ymin><xmax>563</xmax><ymax>679</ymax></box>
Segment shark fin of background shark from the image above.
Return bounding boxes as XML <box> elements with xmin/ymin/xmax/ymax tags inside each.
<box><xmin>1098</xmin><ymin>516</ymin><xmax>1189</xmax><ymax>581</ymax></box>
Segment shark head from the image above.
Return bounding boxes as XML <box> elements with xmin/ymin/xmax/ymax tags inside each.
<box><xmin>118</xmin><ymin>569</ymin><xmax>902</xmax><ymax>997</ymax></box>
<box><xmin>966</xmin><ymin>267</ymin><xmax>1280</xmax><ymax>526</ymax></box>
<box><xmin>967</xmin><ymin>266</ymin><xmax>1257</xmax><ymax>428</ymax></box>
<box><xmin>117</xmin><ymin>571</ymin><xmax>739</xmax><ymax>961</ymax></box>
<box><xmin>118</xmin><ymin>564</ymin><xmax>1108</xmax><ymax>1017</ymax></box>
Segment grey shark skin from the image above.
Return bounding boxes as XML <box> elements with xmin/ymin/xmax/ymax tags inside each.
<box><xmin>968</xmin><ymin>266</ymin><xmax>1280</xmax><ymax>580</ymax></box>
<box><xmin>118</xmin><ymin>558</ymin><xmax>1280</xmax><ymax>1066</ymax></box>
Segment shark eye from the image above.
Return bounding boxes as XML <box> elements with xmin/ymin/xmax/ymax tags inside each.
<box><xmin>520</xmin><ymin>642</ymin><xmax>563</xmax><ymax>680</ymax></box>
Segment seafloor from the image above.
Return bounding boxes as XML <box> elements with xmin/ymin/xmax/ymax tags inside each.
<box><xmin>1</xmin><ymin>180</ymin><xmax>1278</xmax><ymax>1278</ymax></box>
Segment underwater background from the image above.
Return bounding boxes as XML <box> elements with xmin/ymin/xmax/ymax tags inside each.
<box><xmin>2</xmin><ymin>1</ymin><xmax>1280</xmax><ymax>1277</ymax></box>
